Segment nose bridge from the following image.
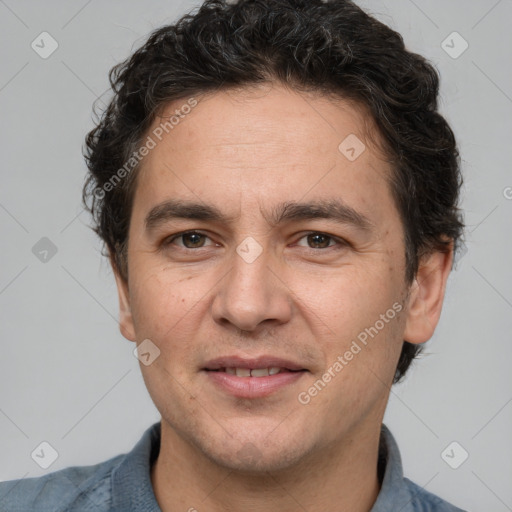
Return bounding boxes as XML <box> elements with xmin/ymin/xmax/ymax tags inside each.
<box><xmin>212</xmin><ymin>239</ymin><xmax>291</xmax><ymax>332</ymax></box>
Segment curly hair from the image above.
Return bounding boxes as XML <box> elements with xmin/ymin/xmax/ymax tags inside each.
<box><xmin>82</xmin><ymin>0</ymin><xmax>464</xmax><ymax>382</ymax></box>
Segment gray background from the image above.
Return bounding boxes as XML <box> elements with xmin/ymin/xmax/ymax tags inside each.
<box><xmin>0</xmin><ymin>0</ymin><xmax>511</xmax><ymax>510</ymax></box>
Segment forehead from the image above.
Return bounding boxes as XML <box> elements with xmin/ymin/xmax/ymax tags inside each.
<box><xmin>150</xmin><ymin>84</ymin><xmax>382</xmax><ymax>165</ymax></box>
<box><xmin>133</xmin><ymin>83</ymin><xmax>397</xmax><ymax>227</ymax></box>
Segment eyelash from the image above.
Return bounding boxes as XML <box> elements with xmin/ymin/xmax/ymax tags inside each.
<box><xmin>163</xmin><ymin>230</ymin><xmax>348</xmax><ymax>252</ymax></box>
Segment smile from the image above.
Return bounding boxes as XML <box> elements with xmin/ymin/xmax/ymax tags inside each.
<box><xmin>208</xmin><ymin>367</ymin><xmax>299</xmax><ymax>377</ymax></box>
<box><xmin>203</xmin><ymin>368</ymin><xmax>307</xmax><ymax>398</ymax></box>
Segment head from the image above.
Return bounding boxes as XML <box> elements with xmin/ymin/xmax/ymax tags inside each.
<box><xmin>83</xmin><ymin>0</ymin><xmax>463</xmax><ymax>471</ymax></box>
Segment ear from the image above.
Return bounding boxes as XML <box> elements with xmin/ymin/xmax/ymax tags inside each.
<box><xmin>111</xmin><ymin>256</ymin><xmax>137</xmax><ymax>342</ymax></box>
<box><xmin>403</xmin><ymin>243</ymin><xmax>454</xmax><ymax>344</ymax></box>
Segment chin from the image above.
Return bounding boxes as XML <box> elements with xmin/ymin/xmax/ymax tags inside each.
<box><xmin>215</xmin><ymin>444</ymin><xmax>310</xmax><ymax>474</ymax></box>
<box><xmin>199</xmin><ymin>425</ymin><xmax>316</xmax><ymax>474</ymax></box>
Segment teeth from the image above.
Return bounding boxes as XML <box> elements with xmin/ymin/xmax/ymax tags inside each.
<box><xmin>223</xmin><ymin>367</ymin><xmax>285</xmax><ymax>377</ymax></box>
<box><xmin>250</xmin><ymin>368</ymin><xmax>269</xmax><ymax>377</ymax></box>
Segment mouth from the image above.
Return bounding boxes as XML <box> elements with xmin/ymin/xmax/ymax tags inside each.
<box><xmin>205</xmin><ymin>367</ymin><xmax>303</xmax><ymax>377</ymax></box>
<box><xmin>202</xmin><ymin>356</ymin><xmax>308</xmax><ymax>398</ymax></box>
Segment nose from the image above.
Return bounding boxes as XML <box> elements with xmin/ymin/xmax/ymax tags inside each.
<box><xmin>211</xmin><ymin>244</ymin><xmax>292</xmax><ymax>334</ymax></box>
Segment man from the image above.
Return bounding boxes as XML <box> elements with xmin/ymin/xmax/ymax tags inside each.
<box><xmin>0</xmin><ymin>0</ymin><xmax>466</xmax><ymax>510</ymax></box>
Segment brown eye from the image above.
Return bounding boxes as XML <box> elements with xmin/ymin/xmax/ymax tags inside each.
<box><xmin>166</xmin><ymin>231</ymin><xmax>213</xmax><ymax>249</ymax></box>
<box><xmin>306</xmin><ymin>233</ymin><xmax>333</xmax><ymax>249</ymax></box>
<box><xmin>180</xmin><ymin>232</ymin><xmax>206</xmax><ymax>248</ymax></box>
<box><xmin>294</xmin><ymin>232</ymin><xmax>348</xmax><ymax>252</ymax></box>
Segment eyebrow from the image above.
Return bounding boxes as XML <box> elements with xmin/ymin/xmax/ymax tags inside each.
<box><xmin>265</xmin><ymin>200</ymin><xmax>374</xmax><ymax>231</ymax></box>
<box><xmin>144</xmin><ymin>198</ymin><xmax>375</xmax><ymax>233</ymax></box>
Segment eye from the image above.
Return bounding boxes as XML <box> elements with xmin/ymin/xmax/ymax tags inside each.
<box><xmin>165</xmin><ymin>231</ymin><xmax>214</xmax><ymax>249</ymax></box>
<box><xmin>295</xmin><ymin>232</ymin><xmax>345</xmax><ymax>249</ymax></box>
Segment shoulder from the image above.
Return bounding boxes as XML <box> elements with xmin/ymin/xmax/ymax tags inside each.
<box><xmin>0</xmin><ymin>453</ymin><xmax>124</xmax><ymax>512</ymax></box>
<box><xmin>377</xmin><ymin>425</ymin><xmax>467</xmax><ymax>511</ymax></box>
<box><xmin>403</xmin><ymin>478</ymin><xmax>468</xmax><ymax>511</ymax></box>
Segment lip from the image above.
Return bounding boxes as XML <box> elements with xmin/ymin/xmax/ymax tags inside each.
<box><xmin>201</xmin><ymin>354</ymin><xmax>308</xmax><ymax>399</ymax></box>
<box><xmin>202</xmin><ymin>355</ymin><xmax>306</xmax><ymax>372</ymax></box>
<box><xmin>203</xmin><ymin>370</ymin><xmax>306</xmax><ymax>399</ymax></box>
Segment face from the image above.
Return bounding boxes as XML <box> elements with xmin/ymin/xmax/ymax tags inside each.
<box><xmin>114</xmin><ymin>83</ymin><xmax>444</xmax><ymax>472</ymax></box>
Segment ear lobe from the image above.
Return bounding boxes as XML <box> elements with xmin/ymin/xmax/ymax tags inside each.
<box><xmin>112</xmin><ymin>262</ymin><xmax>137</xmax><ymax>342</ymax></box>
<box><xmin>403</xmin><ymin>245</ymin><xmax>454</xmax><ymax>345</ymax></box>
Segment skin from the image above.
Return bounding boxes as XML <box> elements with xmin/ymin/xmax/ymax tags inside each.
<box><xmin>113</xmin><ymin>82</ymin><xmax>453</xmax><ymax>512</ymax></box>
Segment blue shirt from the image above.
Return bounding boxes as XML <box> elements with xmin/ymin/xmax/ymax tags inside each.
<box><xmin>0</xmin><ymin>423</ymin><xmax>466</xmax><ymax>511</ymax></box>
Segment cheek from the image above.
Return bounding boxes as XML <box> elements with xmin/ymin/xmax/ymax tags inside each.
<box><xmin>297</xmin><ymin>262</ymin><xmax>401</xmax><ymax>332</ymax></box>
<box><xmin>129</xmin><ymin>269</ymin><xmax>199</xmax><ymax>339</ymax></box>
<box><xmin>300</xmin><ymin>300</ymin><xmax>406</xmax><ymax>431</ymax></box>
<box><xmin>300</xmin><ymin>262</ymin><xmax>406</xmax><ymax>385</ymax></box>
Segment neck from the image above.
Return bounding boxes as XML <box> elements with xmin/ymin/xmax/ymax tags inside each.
<box><xmin>151</xmin><ymin>420</ymin><xmax>383</xmax><ymax>512</ymax></box>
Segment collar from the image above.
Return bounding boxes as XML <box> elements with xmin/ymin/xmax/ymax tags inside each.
<box><xmin>370</xmin><ymin>424</ymin><xmax>414</xmax><ymax>511</ymax></box>
<box><xmin>111</xmin><ymin>422</ymin><xmax>162</xmax><ymax>512</ymax></box>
